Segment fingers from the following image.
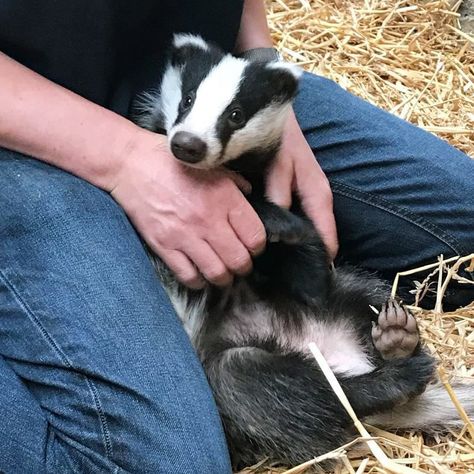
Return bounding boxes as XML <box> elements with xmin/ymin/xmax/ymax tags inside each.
<box><xmin>155</xmin><ymin>241</ymin><xmax>234</xmax><ymax>288</ymax></box>
<box><xmin>228</xmin><ymin>199</ymin><xmax>266</xmax><ymax>256</ymax></box>
<box><xmin>298</xmin><ymin>169</ymin><xmax>339</xmax><ymax>260</ymax></box>
<box><xmin>220</xmin><ymin>169</ymin><xmax>252</xmax><ymax>195</ymax></box>
<box><xmin>182</xmin><ymin>239</ymin><xmax>233</xmax><ymax>287</ymax></box>
<box><xmin>270</xmin><ymin>108</ymin><xmax>339</xmax><ymax>260</ymax></box>
<box><xmin>306</xmin><ymin>199</ymin><xmax>338</xmax><ymax>260</ymax></box>
<box><xmin>149</xmin><ymin>185</ymin><xmax>260</xmax><ymax>288</ymax></box>
<box><xmin>206</xmin><ymin>227</ymin><xmax>253</xmax><ymax>276</ymax></box>
<box><xmin>154</xmin><ymin>247</ymin><xmax>206</xmax><ymax>289</ymax></box>
<box><xmin>265</xmin><ymin>154</ymin><xmax>293</xmax><ymax>209</ymax></box>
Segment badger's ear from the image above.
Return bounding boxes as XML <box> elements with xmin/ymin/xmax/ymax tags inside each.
<box><xmin>172</xmin><ymin>33</ymin><xmax>210</xmax><ymax>51</ymax></box>
<box><xmin>265</xmin><ymin>62</ymin><xmax>302</xmax><ymax>102</ymax></box>
<box><xmin>170</xmin><ymin>33</ymin><xmax>210</xmax><ymax>67</ymax></box>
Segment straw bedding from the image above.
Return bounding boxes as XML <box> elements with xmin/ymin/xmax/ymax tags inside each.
<box><xmin>236</xmin><ymin>1</ymin><xmax>473</xmax><ymax>472</ymax></box>
<box><xmin>268</xmin><ymin>0</ymin><xmax>473</xmax><ymax>154</ymax></box>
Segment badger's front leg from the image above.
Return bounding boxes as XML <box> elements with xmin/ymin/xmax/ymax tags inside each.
<box><xmin>247</xmin><ymin>195</ymin><xmax>331</xmax><ymax>304</ymax></box>
<box><xmin>248</xmin><ymin>195</ymin><xmax>317</xmax><ymax>245</ymax></box>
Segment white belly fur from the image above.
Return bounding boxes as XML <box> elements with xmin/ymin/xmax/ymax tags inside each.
<box><xmin>293</xmin><ymin>319</ymin><xmax>375</xmax><ymax>376</ymax></box>
<box><xmin>172</xmin><ymin>289</ymin><xmax>375</xmax><ymax>378</ymax></box>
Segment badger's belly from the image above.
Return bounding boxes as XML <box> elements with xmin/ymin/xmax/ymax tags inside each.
<box><xmin>287</xmin><ymin>319</ymin><xmax>375</xmax><ymax>376</ymax></box>
<box><xmin>221</xmin><ymin>300</ymin><xmax>375</xmax><ymax>377</ymax></box>
<box><xmin>168</xmin><ymin>277</ymin><xmax>375</xmax><ymax>377</ymax></box>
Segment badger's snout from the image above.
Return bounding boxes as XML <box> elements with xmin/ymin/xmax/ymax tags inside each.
<box><xmin>170</xmin><ymin>132</ymin><xmax>207</xmax><ymax>164</ymax></box>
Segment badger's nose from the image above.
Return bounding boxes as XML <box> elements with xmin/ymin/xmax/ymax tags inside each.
<box><xmin>170</xmin><ymin>132</ymin><xmax>207</xmax><ymax>164</ymax></box>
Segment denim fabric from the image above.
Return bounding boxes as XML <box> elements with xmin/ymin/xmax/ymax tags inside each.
<box><xmin>0</xmin><ymin>153</ymin><xmax>232</xmax><ymax>473</ymax></box>
<box><xmin>295</xmin><ymin>73</ymin><xmax>474</xmax><ymax>294</ymax></box>
<box><xmin>1</xmin><ymin>72</ymin><xmax>473</xmax><ymax>474</ymax></box>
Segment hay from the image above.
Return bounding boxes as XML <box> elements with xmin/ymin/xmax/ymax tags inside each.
<box><xmin>267</xmin><ymin>0</ymin><xmax>474</xmax><ymax>155</ymax></box>
<box><xmin>236</xmin><ymin>2</ymin><xmax>473</xmax><ymax>473</ymax></box>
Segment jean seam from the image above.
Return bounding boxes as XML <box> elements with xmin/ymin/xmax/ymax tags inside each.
<box><xmin>0</xmin><ymin>269</ymin><xmax>114</xmax><ymax>461</ymax></box>
<box><xmin>330</xmin><ymin>180</ymin><xmax>466</xmax><ymax>255</ymax></box>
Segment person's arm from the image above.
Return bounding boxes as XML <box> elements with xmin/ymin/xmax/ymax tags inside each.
<box><xmin>234</xmin><ymin>0</ymin><xmax>273</xmax><ymax>52</ymax></box>
<box><xmin>0</xmin><ymin>52</ymin><xmax>265</xmax><ymax>287</ymax></box>
<box><xmin>235</xmin><ymin>0</ymin><xmax>339</xmax><ymax>259</ymax></box>
<box><xmin>0</xmin><ymin>52</ymin><xmax>138</xmax><ymax>191</ymax></box>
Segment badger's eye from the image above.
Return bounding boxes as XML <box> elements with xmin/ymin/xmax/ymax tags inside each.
<box><xmin>181</xmin><ymin>92</ymin><xmax>195</xmax><ymax>110</ymax></box>
<box><xmin>229</xmin><ymin>108</ymin><xmax>245</xmax><ymax>126</ymax></box>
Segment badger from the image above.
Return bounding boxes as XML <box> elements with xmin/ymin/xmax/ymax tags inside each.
<box><xmin>134</xmin><ymin>34</ymin><xmax>473</xmax><ymax>469</ymax></box>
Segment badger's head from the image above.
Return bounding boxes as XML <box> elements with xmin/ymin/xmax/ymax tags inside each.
<box><xmin>146</xmin><ymin>34</ymin><xmax>301</xmax><ymax>171</ymax></box>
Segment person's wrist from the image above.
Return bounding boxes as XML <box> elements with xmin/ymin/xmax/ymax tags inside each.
<box><xmin>109</xmin><ymin>125</ymin><xmax>169</xmax><ymax>193</ymax></box>
<box><xmin>237</xmin><ymin>47</ymin><xmax>282</xmax><ymax>63</ymax></box>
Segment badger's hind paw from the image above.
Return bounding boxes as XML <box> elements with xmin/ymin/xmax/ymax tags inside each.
<box><xmin>372</xmin><ymin>299</ymin><xmax>419</xmax><ymax>360</ymax></box>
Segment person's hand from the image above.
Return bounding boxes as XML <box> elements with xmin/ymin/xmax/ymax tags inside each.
<box><xmin>111</xmin><ymin>129</ymin><xmax>266</xmax><ymax>289</ymax></box>
<box><xmin>265</xmin><ymin>109</ymin><xmax>338</xmax><ymax>260</ymax></box>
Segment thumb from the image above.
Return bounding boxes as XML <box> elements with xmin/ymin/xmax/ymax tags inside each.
<box><xmin>220</xmin><ymin>169</ymin><xmax>252</xmax><ymax>195</ymax></box>
<box><xmin>293</xmin><ymin>157</ymin><xmax>339</xmax><ymax>260</ymax></box>
<box><xmin>265</xmin><ymin>156</ymin><xmax>293</xmax><ymax>209</ymax></box>
<box><xmin>304</xmin><ymin>197</ymin><xmax>339</xmax><ymax>261</ymax></box>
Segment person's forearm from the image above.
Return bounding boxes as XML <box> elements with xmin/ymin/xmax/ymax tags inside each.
<box><xmin>235</xmin><ymin>0</ymin><xmax>273</xmax><ymax>53</ymax></box>
<box><xmin>0</xmin><ymin>51</ymin><xmax>147</xmax><ymax>191</ymax></box>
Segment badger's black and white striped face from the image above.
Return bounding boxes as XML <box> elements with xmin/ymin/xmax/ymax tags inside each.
<box><xmin>145</xmin><ymin>34</ymin><xmax>301</xmax><ymax>170</ymax></box>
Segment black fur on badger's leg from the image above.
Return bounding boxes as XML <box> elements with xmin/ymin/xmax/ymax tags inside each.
<box><xmin>253</xmin><ymin>240</ymin><xmax>330</xmax><ymax>306</ymax></box>
<box><xmin>249</xmin><ymin>194</ymin><xmax>317</xmax><ymax>246</ymax></box>
<box><xmin>247</xmin><ymin>193</ymin><xmax>331</xmax><ymax>305</ymax></box>
<box><xmin>203</xmin><ymin>341</ymin><xmax>436</xmax><ymax>467</ymax></box>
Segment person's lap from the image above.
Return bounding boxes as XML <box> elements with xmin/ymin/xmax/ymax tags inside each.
<box><xmin>1</xmin><ymin>71</ymin><xmax>473</xmax><ymax>473</ymax></box>
<box><xmin>0</xmin><ymin>153</ymin><xmax>231</xmax><ymax>473</ymax></box>
<box><xmin>294</xmin><ymin>72</ymin><xmax>474</xmax><ymax>303</ymax></box>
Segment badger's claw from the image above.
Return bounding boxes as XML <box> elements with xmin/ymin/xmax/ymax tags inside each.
<box><xmin>372</xmin><ymin>299</ymin><xmax>419</xmax><ymax>360</ymax></box>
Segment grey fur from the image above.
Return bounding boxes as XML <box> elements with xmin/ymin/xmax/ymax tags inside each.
<box><xmin>366</xmin><ymin>382</ymin><xmax>474</xmax><ymax>430</ymax></box>
<box><xmin>132</xmin><ymin>89</ymin><xmax>165</xmax><ymax>131</ymax></box>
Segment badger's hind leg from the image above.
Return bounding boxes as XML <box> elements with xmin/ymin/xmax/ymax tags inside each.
<box><xmin>372</xmin><ymin>299</ymin><xmax>420</xmax><ymax>360</ymax></box>
<box><xmin>203</xmin><ymin>339</ymin><xmax>435</xmax><ymax>468</ymax></box>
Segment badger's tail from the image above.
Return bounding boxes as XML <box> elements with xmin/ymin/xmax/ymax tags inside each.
<box><xmin>365</xmin><ymin>381</ymin><xmax>474</xmax><ymax>430</ymax></box>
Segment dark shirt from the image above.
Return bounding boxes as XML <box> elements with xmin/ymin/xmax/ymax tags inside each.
<box><xmin>0</xmin><ymin>1</ymin><xmax>243</xmax><ymax>116</ymax></box>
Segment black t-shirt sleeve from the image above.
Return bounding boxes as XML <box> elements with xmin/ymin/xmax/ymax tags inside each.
<box><xmin>0</xmin><ymin>0</ymin><xmax>243</xmax><ymax>115</ymax></box>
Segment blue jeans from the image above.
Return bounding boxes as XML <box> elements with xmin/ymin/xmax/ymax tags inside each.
<box><xmin>0</xmin><ymin>157</ymin><xmax>232</xmax><ymax>473</ymax></box>
<box><xmin>296</xmin><ymin>73</ymin><xmax>474</xmax><ymax>305</ymax></box>
<box><xmin>1</xmin><ymin>73</ymin><xmax>473</xmax><ymax>473</ymax></box>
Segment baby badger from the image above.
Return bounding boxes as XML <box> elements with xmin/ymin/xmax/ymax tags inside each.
<box><xmin>135</xmin><ymin>34</ymin><xmax>473</xmax><ymax>469</ymax></box>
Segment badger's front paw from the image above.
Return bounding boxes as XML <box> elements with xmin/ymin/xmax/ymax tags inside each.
<box><xmin>372</xmin><ymin>299</ymin><xmax>419</xmax><ymax>360</ymax></box>
<box><xmin>266</xmin><ymin>215</ymin><xmax>316</xmax><ymax>245</ymax></box>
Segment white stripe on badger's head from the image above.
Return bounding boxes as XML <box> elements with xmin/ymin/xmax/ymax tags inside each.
<box><xmin>169</xmin><ymin>56</ymin><xmax>247</xmax><ymax>167</ymax></box>
<box><xmin>160</xmin><ymin>64</ymin><xmax>183</xmax><ymax>131</ymax></box>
